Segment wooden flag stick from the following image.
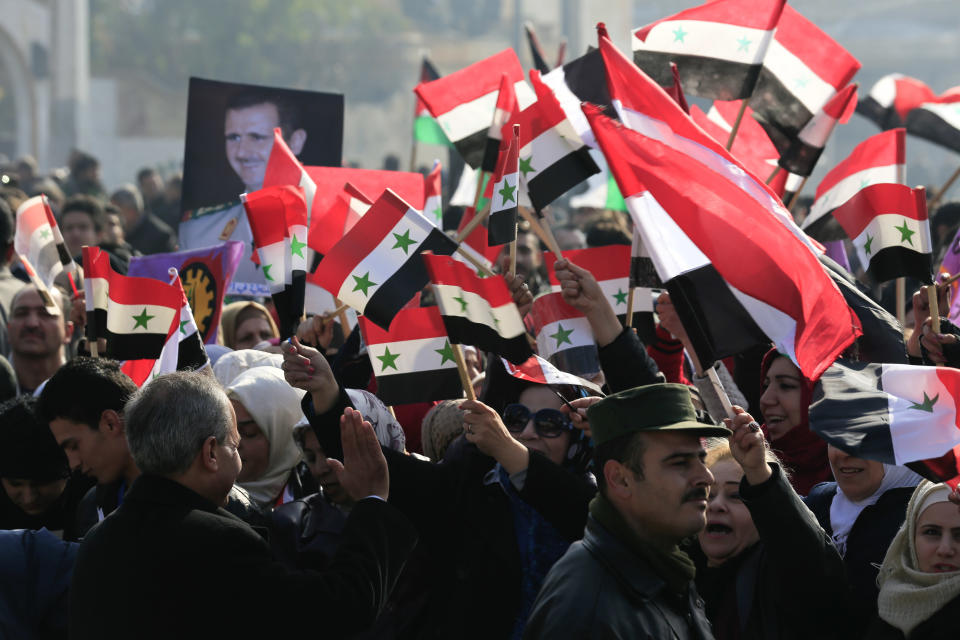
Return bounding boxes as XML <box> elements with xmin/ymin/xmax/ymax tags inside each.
<box><xmin>408</xmin><ymin>135</ymin><xmax>418</xmax><ymax>172</ymax></box>
<box><xmin>940</xmin><ymin>272</ymin><xmax>960</xmax><ymax>288</ymax></box>
<box><xmin>765</xmin><ymin>166</ymin><xmax>782</xmax><ymax>185</ymax></box>
<box><xmin>624</xmin><ymin>287</ymin><xmax>636</xmax><ymax>328</ymax></box>
<box><xmin>725</xmin><ymin>100</ymin><xmax>749</xmax><ymax>151</ymax></box>
<box><xmin>518</xmin><ymin>206</ymin><xmax>562</xmax><ymax>260</ymax></box>
<box><xmin>896</xmin><ymin>278</ymin><xmax>906</xmax><ymax>327</ymax></box>
<box><xmin>89</xmin><ymin>341</ymin><xmax>99</xmax><ymax>358</ymax></box>
<box><xmin>706</xmin><ymin>366</ymin><xmax>736</xmax><ymax>420</ymax></box>
<box><xmin>454</xmin><ymin>246</ymin><xmax>495</xmax><ymax>277</ymax></box>
<box><xmin>786</xmin><ymin>177</ymin><xmax>809</xmax><ymax>211</ymax></box>
<box><xmin>471</xmin><ymin>169</ymin><xmax>487</xmax><ymax>214</ymax></box>
<box><xmin>455</xmin><ymin>203</ymin><xmax>491</xmax><ymax>243</ymax></box>
<box><xmin>929</xmin><ymin>164</ymin><xmax>960</xmax><ymax>211</ymax></box>
<box><xmin>509</xmin><ymin>240</ymin><xmax>517</xmax><ymax>278</ymax></box>
<box><xmin>333</xmin><ymin>298</ymin><xmax>350</xmax><ymax>332</ymax></box>
<box><xmin>929</xmin><ymin>284</ymin><xmax>942</xmax><ymax>335</ymax></box>
<box><xmin>451</xmin><ymin>342</ymin><xmax>477</xmax><ymax>401</ymax></box>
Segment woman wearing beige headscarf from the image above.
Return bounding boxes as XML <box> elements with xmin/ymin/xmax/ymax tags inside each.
<box><xmin>868</xmin><ymin>480</ymin><xmax>960</xmax><ymax>639</ymax></box>
<box><xmin>225</xmin><ymin>366</ymin><xmax>309</xmax><ymax>508</ymax></box>
<box><xmin>220</xmin><ymin>301</ymin><xmax>279</xmax><ymax>350</ymax></box>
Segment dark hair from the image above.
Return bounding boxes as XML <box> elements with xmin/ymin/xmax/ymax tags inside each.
<box><xmin>593</xmin><ymin>431</ymin><xmax>648</xmax><ymax>497</ymax></box>
<box><xmin>225</xmin><ymin>90</ymin><xmax>303</xmax><ymax>138</ymax></box>
<box><xmin>586</xmin><ymin>219</ymin><xmax>631</xmax><ymax>247</ymax></box>
<box><xmin>61</xmin><ymin>194</ymin><xmax>105</xmax><ymax>232</ymax></box>
<box><xmin>136</xmin><ymin>167</ymin><xmax>158</xmax><ymax>184</ymax></box>
<box><xmin>70</xmin><ymin>151</ymin><xmax>99</xmax><ymax>175</ymax></box>
<box><xmin>0</xmin><ymin>195</ymin><xmax>12</xmax><ymax>249</ymax></box>
<box><xmin>38</xmin><ymin>358</ymin><xmax>137</xmax><ymax>430</ymax></box>
<box><xmin>0</xmin><ymin>396</ymin><xmax>69</xmax><ymax>481</ymax></box>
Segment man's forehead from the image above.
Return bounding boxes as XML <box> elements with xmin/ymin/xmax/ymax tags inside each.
<box><xmin>224</xmin><ymin>102</ymin><xmax>279</xmax><ymax>130</ymax></box>
<box><xmin>645</xmin><ymin>430</ymin><xmax>706</xmax><ymax>454</ymax></box>
<box><xmin>12</xmin><ymin>287</ymin><xmax>62</xmax><ymax>315</ymax></box>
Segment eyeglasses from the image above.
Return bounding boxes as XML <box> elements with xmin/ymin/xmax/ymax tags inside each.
<box><xmin>502</xmin><ymin>404</ymin><xmax>572</xmax><ymax>438</ymax></box>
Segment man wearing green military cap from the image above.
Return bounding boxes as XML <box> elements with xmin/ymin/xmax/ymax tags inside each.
<box><xmin>524</xmin><ymin>383</ymin><xmax>731</xmax><ymax>640</ymax></box>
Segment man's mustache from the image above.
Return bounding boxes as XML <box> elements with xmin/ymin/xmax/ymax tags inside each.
<box><xmin>683</xmin><ymin>487</ymin><xmax>708</xmax><ymax>503</ymax></box>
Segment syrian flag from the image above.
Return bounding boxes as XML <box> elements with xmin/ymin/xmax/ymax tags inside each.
<box><xmin>810</xmin><ymin>359</ymin><xmax>960</xmax><ymax>488</ymax></box>
<box><xmin>585</xmin><ymin>85</ymin><xmax>860</xmax><ymax>380</ymax></box>
<box><xmin>414</xmin><ymin>49</ymin><xmax>535</xmax><ymax>168</ymax></box>
<box><xmin>413</xmin><ymin>57</ymin><xmax>452</xmax><ymax>147</ymax></box>
<box><xmin>423</xmin><ymin>253</ymin><xmax>532</xmax><ymax>364</ymax></box>
<box><xmin>749</xmin><ymin>5</ymin><xmax>861</xmax><ymax>143</ymax></box>
<box><xmin>305</xmin><ymin>270</ymin><xmax>357</xmax><ymax>332</ymax></box>
<box><xmin>857</xmin><ymin>73</ymin><xmax>936</xmax><ymax>130</ymax></box>
<box><xmin>482</xmin><ymin>74</ymin><xmax>519</xmax><ymax>173</ymax></box>
<box><xmin>832</xmin><ymin>183</ymin><xmax>932</xmax><ymax>284</ymax></box>
<box><xmin>906</xmin><ymin>92</ymin><xmax>960</xmax><ymax>154</ymax></box>
<box><xmin>263</xmin><ymin>128</ymin><xmax>317</xmax><ymax>226</ymax></box>
<box><xmin>359</xmin><ymin>305</ymin><xmax>463</xmax><ymax>405</ymax></box>
<box><xmin>631</xmin><ymin>0</ymin><xmax>786</xmax><ymax>101</ymax></box>
<box><xmin>541</xmin><ymin>48</ymin><xmax>614</xmax><ymax>147</ymax></box>
<box><xmin>528</xmin><ymin>291</ymin><xmax>601</xmax><ymax>378</ymax></box>
<box><xmin>14</xmin><ymin>195</ymin><xmax>71</xmax><ymax>288</ymax></box>
<box><xmin>500</xmin><ymin>354</ymin><xmax>603</xmax><ymax>396</ymax></box>
<box><xmin>488</xmin><ymin>126</ymin><xmax>520</xmax><ymax>246</ymax></box>
<box><xmin>242</xmin><ymin>185</ymin><xmax>308</xmax><ymax>339</ymax></box>
<box><xmin>777</xmin><ymin>83</ymin><xmax>858</xmax><ymax>177</ymax></box>
<box><xmin>455</xmin><ymin>200</ymin><xmax>501</xmax><ymax>275</ymax></box>
<box><xmin>568</xmin><ymin>153</ymin><xmax>628</xmax><ymax>212</ymax></box>
<box><xmin>313</xmin><ymin>189</ymin><xmax>457</xmax><ymax>330</ymax></box>
<box><xmin>82</xmin><ymin>246</ymin><xmax>181</xmax><ymax>361</ymax></box>
<box><xmin>690</xmin><ymin>100</ymin><xmax>787</xmax><ymax>195</ymax></box>
<box><xmin>343</xmin><ymin>182</ymin><xmax>375</xmax><ymax>234</ymax></box>
<box><xmin>803</xmin><ymin>129</ymin><xmax>906</xmax><ymax>242</ymax></box>
<box><xmin>423</xmin><ymin>161</ymin><xmax>444</xmax><ymax>227</ymax></box>
<box><xmin>505</xmin><ymin>70</ymin><xmax>600</xmax><ymax>212</ymax></box>
<box><xmin>524</xmin><ymin>22</ymin><xmax>551</xmax><ymax>74</ymax></box>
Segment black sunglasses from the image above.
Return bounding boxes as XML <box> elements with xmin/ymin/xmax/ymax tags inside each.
<box><xmin>502</xmin><ymin>404</ymin><xmax>572</xmax><ymax>438</ymax></box>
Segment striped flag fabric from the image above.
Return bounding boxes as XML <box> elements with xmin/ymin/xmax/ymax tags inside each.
<box><xmin>777</xmin><ymin>83</ymin><xmax>858</xmax><ymax>177</ymax></box>
<box><xmin>749</xmin><ymin>4</ymin><xmax>861</xmax><ymax>144</ymax></box>
<box><xmin>242</xmin><ymin>185</ymin><xmax>308</xmax><ymax>339</ymax></box>
<box><xmin>359</xmin><ymin>305</ymin><xmax>463</xmax><ymax>405</ymax></box>
<box><xmin>14</xmin><ymin>195</ymin><xmax>71</xmax><ymax>288</ymax></box>
<box><xmin>423</xmin><ymin>161</ymin><xmax>443</xmax><ymax>227</ymax></box>
<box><xmin>810</xmin><ymin>359</ymin><xmax>960</xmax><ymax>488</ymax></box>
<box><xmin>313</xmin><ymin>189</ymin><xmax>457</xmax><ymax>330</ymax></box>
<box><xmin>631</xmin><ymin>0</ymin><xmax>786</xmax><ymax>101</ymax></box>
<box><xmin>832</xmin><ymin>183</ymin><xmax>932</xmax><ymax>284</ymax></box>
<box><xmin>413</xmin><ymin>57</ymin><xmax>452</xmax><ymax>147</ymax></box>
<box><xmin>857</xmin><ymin>73</ymin><xmax>936</xmax><ymax>130</ymax></box>
<box><xmin>488</xmin><ymin>126</ymin><xmax>520</xmax><ymax>246</ymax></box>
<box><xmin>528</xmin><ymin>291</ymin><xmax>601</xmax><ymax>378</ymax></box>
<box><xmin>423</xmin><ymin>253</ymin><xmax>532</xmax><ymax>364</ymax></box>
<box><xmin>524</xmin><ymin>22</ymin><xmax>551</xmax><ymax>75</ymax></box>
<box><xmin>541</xmin><ymin>48</ymin><xmax>613</xmax><ymax>148</ymax></box>
<box><xmin>505</xmin><ymin>70</ymin><xmax>600</xmax><ymax>212</ymax></box>
<box><xmin>455</xmin><ymin>200</ymin><xmax>501</xmax><ymax>275</ymax></box>
<box><xmin>803</xmin><ymin>129</ymin><xmax>906</xmax><ymax>242</ymax></box>
<box><xmin>343</xmin><ymin>182</ymin><xmax>375</xmax><ymax>235</ymax></box>
<box><xmin>482</xmin><ymin>74</ymin><xmax>519</xmax><ymax>173</ymax></box>
<box><xmin>414</xmin><ymin>49</ymin><xmax>535</xmax><ymax>168</ymax></box>
<box><xmin>906</xmin><ymin>90</ymin><xmax>960</xmax><ymax>154</ymax></box>
<box><xmin>500</xmin><ymin>354</ymin><xmax>603</xmax><ymax>395</ymax></box>
<box><xmin>262</xmin><ymin>127</ymin><xmax>317</xmax><ymax>226</ymax></box>
<box><xmin>82</xmin><ymin>246</ymin><xmax>181</xmax><ymax>361</ymax></box>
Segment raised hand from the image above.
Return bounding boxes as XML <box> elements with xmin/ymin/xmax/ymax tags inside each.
<box><xmin>460</xmin><ymin>399</ymin><xmax>529</xmax><ymax>475</ymax></box>
<box><xmin>326</xmin><ymin>407</ymin><xmax>389</xmax><ymax>501</ymax></box>
<box><xmin>554</xmin><ymin>258</ymin><xmax>622</xmax><ymax>347</ymax></box>
<box><xmin>723</xmin><ymin>406</ymin><xmax>772</xmax><ymax>486</ymax></box>
<box><xmin>282</xmin><ymin>336</ymin><xmax>340</xmax><ymax>413</ymax></box>
<box><xmin>504</xmin><ymin>272</ymin><xmax>533</xmax><ymax>318</ymax></box>
<box><xmin>562</xmin><ymin>396</ymin><xmax>603</xmax><ymax>440</ymax></box>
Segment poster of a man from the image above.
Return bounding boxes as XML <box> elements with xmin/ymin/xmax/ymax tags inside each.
<box><xmin>179</xmin><ymin>78</ymin><xmax>343</xmax><ymax>295</ymax></box>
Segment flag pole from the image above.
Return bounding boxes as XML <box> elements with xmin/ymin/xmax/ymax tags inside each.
<box><xmin>333</xmin><ymin>297</ymin><xmax>350</xmax><ymax>333</ymax></box>
<box><xmin>470</xmin><ymin>169</ymin><xmax>487</xmax><ymax>217</ymax></box>
<box><xmin>451</xmin><ymin>342</ymin><xmax>477</xmax><ymax>401</ymax></box>
<box><xmin>928</xmin><ymin>285</ymin><xmax>942</xmax><ymax>335</ymax></box>
<box><xmin>454</xmin><ymin>246</ymin><xmax>495</xmax><ymax>277</ymax></box>
<box><xmin>765</xmin><ymin>166</ymin><xmax>781</xmax><ymax>185</ymax></box>
<box><xmin>929</xmin><ymin>164</ymin><xmax>960</xmax><ymax>211</ymax></box>
<box><xmin>518</xmin><ymin>206</ymin><xmax>562</xmax><ymax>260</ymax></box>
<box><xmin>455</xmin><ymin>202</ymin><xmax>492</xmax><ymax>243</ymax></box>
<box><xmin>624</xmin><ymin>287</ymin><xmax>635</xmax><ymax>328</ymax></box>
<box><xmin>705</xmin><ymin>366</ymin><xmax>737</xmax><ymax>420</ymax></box>
<box><xmin>725</xmin><ymin>101</ymin><xmax>749</xmax><ymax>151</ymax></box>
<box><xmin>508</xmin><ymin>240</ymin><xmax>517</xmax><ymax>278</ymax></box>
<box><xmin>786</xmin><ymin>177</ymin><xmax>809</xmax><ymax>211</ymax></box>
<box><xmin>896</xmin><ymin>278</ymin><xmax>906</xmax><ymax>327</ymax></box>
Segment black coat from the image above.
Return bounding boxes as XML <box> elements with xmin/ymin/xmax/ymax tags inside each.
<box><xmin>524</xmin><ymin>514</ymin><xmax>715</xmax><ymax>640</ymax></box>
<box><xmin>865</xmin><ymin>593</ymin><xmax>960</xmax><ymax>639</ymax></box>
<box><xmin>693</xmin><ymin>465</ymin><xmax>849</xmax><ymax>640</ymax></box>
<box><xmin>306</xmin><ymin>390</ymin><xmax>597</xmax><ymax>639</ymax></box>
<box><xmin>69</xmin><ymin>474</ymin><xmax>417</xmax><ymax>639</ymax></box>
<box><xmin>805</xmin><ymin>482</ymin><xmax>913</xmax><ymax>637</ymax></box>
<box><xmin>597</xmin><ymin>326</ymin><xmax>663</xmax><ymax>392</ymax></box>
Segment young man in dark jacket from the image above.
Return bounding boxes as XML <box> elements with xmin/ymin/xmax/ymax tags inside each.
<box><xmin>524</xmin><ymin>384</ymin><xmax>729</xmax><ymax>639</ymax></box>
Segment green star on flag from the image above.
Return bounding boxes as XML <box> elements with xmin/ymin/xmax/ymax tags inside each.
<box><xmin>392</xmin><ymin>229</ymin><xmax>417</xmax><ymax>255</ymax></box>
<box><xmin>909</xmin><ymin>391</ymin><xmax>939</xmax><ymax>413</ymax></box>
<box><xmin>262</xmin><ymin>264</ymin><xmax>274</xmax><ymax>282</ymax></box>
<box><xmin>498</xmin><ymin>180</ymin><xmax>517</xmax><ymax>205</ymax></box>
<box><xmin>132</xmin><ymin>308</ymin><xmax>155</xmax><ymax>330</ymax></box>
<box><xmin>673</xmin><ymin>26</ymin><xmax>687</xmax><ymax>43</ymax></box>
<box><xmin>435</xmin><ymin>340</ymin><xmax>455</xmax><ymax>365</ymax></box>
<box><xmin>794</xmin><ymin>77</ymin><xmax>809</xmax><ymax>89</ymax></box>
<box><xmin>549</xmin><ymin>323</ymin><xmax>574</xmax><ymax>347</ymax></box>
<box><xmin>895</xmin><ymin>219</ymin><xmax>916</xmax><ymax>246</ymax></box>
<box><xmin>432</xmin><ymin>206</ymin><xmax>443</xmax><ymax>223</ymax></box>
<box><xmin>736</xmin><ymin>36</ymin><xmax>752</xmax><ymax>53</ymax></box>
<box><xmin>39</xmin><ymin>229</ymin><xmax>51</xmax><ymax>240</ymax></box>
<box><xmin>863</xmin><ymin>234</ymin><xmax>874</xmax><ymax>255</ymax></box>
<box><xmin>612</xmin><ymin>288</ymin><xmax>628</xmax><ymax>305</ymax></box>
<box><xmin>290</xmin><ymin>234</ymin><xmax>307</xmax><ymax>258</ymax></box>
<box><xmin>519</xmin><ymin>157</ymin><xmax>535</xmax><ymax>179</ymax></box>
<box><xmin>376</xmin><ymin>346</ymin><xmax>400</xmax><ymax>371</ymax></box>
<box><xmin>453</xmin><ymin>295</ymin><xmax>469</xmax><ymax>313</ymax></box>
<box><xmin>352</xmin><ymin>272</ymin><xmax>377</xmax><ymax>296</ymax></box>
<box><xmin>179</xmin><ymin>319</ymin><xmax>189</xmax><ymax>334</ymax></box>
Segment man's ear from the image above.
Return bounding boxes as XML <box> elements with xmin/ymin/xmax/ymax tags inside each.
<box><xmin>100</xmin><ymin>409</ymin><xmax>124</xmax><ymax>436</ymax></box>
<box><xmin>200</xmin><ymin>436</ymin><xmax>219</xmax><ymax>473</ymax></box>
<box><xmin>63</xmin><ymin>319</ymin><xmax>74</xmax><ymax>344</ymax></box>
<box><xmin>287</xmin><ymin>129</ymin><xmax>307</xmax><ymax>156</ymax></box>
<box><xmin>603</xmin><ymin>459</ymin><xmax>634</xmax><ymax>500</ymax></box>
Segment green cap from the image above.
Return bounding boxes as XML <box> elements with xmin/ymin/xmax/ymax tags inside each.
<box><xmin>586</xmin><ymin>383</ymin><xmax>731</xmax><ymax>446</ymax></box>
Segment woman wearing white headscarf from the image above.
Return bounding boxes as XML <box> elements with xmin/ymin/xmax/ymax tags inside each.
<box><xmin>226</xmin><ymin>367</ymin><xmax>309</xmax><ymax>508</ymax></box>
<box><xmin>805</xmin><ymin>446</ymin><xmax>922</xmax><ymax>635</ymax></box>
<box><xmin>867</xmin><ymin>480</ymin><xmax>960</xmax><ymax>639</ymax></box>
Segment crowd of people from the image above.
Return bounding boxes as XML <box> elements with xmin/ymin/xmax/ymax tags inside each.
<box><xmin>2</xmin><ymin>144</ymin><xmax>960</xmax><ymax>640</ymax></box>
